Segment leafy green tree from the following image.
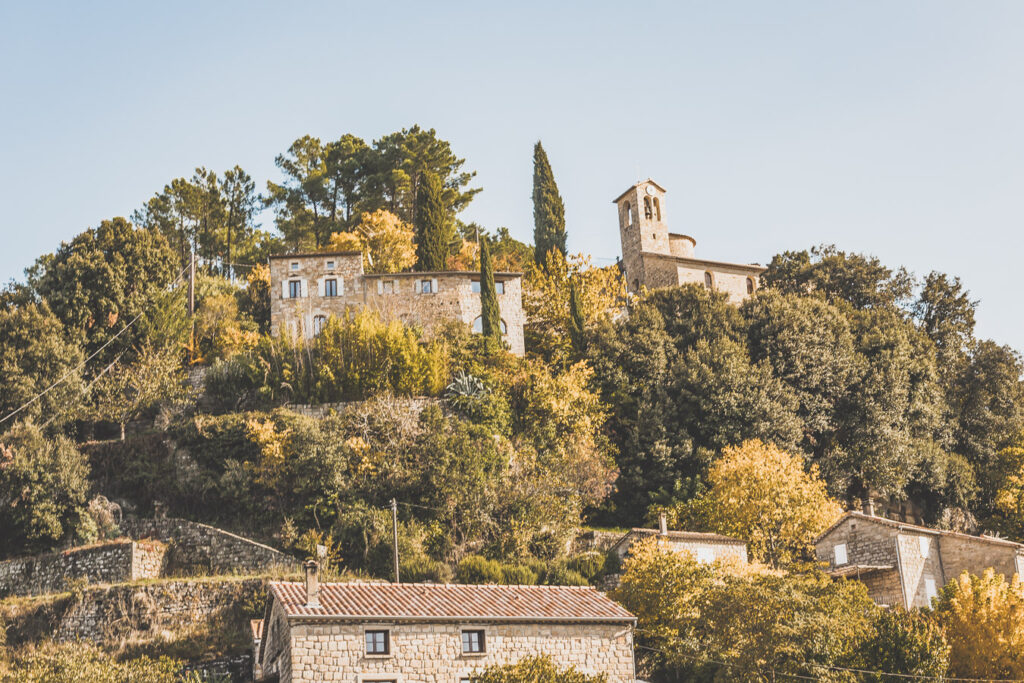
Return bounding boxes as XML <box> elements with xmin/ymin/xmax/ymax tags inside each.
<box><xmin>0</xmin><ymin>299</ymin><xmax>85</xmax><ymax>429</ymax></box>
<box><xmin>29</xmin><ymin>217</ymin><xmax>178</xmax><ymax>366</ymax></box>
<box><xmin>477</xmin><ymin>655</ymin><xmax>607</xmax><ymax>683</ymax></box>
<box><xmin>531</xmin><ymin>141</ymin><xmax>566</xmax><ymax>264</ymax></box>
<box><xmin>362</xmin><ymin>125</ymin><xmax>480</xmax><ymax>224</ymax></box>
<box><xmin>91</xmin><ymin>343</ymin><xmax>187</xmax><ymax>441</ymax></box>
<box><xmin>856</xmin><ymin>608</ymin><xmax>949</xmax><ymax>681</ymax></box>
<box><xmin>266</xmin><ymin>135</ymin><xmax>338</xmax><ymax>249</ymax></box>
<box><xmin>762</xmin><ymin>244</ymin><xmax>915</xmax><ymax>310</ymax></box>
<box><xmin>0</xmin><ymin>422</ymin><xmax>90</xmax><ymax>556</ymax></box>
<box><xmin>913</xmin><ymin>271</ymin><xmax>976</xmax><ymax>372</ymax></box>
<box><xmin>414</xmin><ymin>172</ymin><xmax>456</xmax><ymax>271</ymax></box>
<box><xmin>221</xmin><ymin>165</ymin><xmax>263</xmax><ymax>276</ymax></box>
<box><xmin>479</xmin><ymin>236</ymin><xmax>501</xmax><ymax>340</ymax></box>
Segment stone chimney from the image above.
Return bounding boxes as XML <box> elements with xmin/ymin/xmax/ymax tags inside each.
<box><xmin>304</xmin><ymin>560</ymin><xmax>320</xmax><ymax>607</ymax></box>
<box><xmin>659</xmin><ymin>512</ymin><xmax>668</xmax><ymax>536</ymax></box>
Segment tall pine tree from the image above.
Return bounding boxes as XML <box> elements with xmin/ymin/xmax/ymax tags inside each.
<box><xmin>532</xmin><ymin>142</ymin><xmax>566</xmax><ymax>265</ymax></box>
<box><xmin>480</xmin><ymin>236</ymin><xmax>502</xmax><ymax>340</ymax></box>
<box><xmin>415</xmin><ymin>172</ymin><xmax>455</xmax><ymax>271</ymax></box>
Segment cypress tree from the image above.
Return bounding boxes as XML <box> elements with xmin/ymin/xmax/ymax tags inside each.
<box><xmin>480</xmin><ymin>236</ymin><xmax>502</xmax><ymax>341</ymax></box>
<box><xmin>415</xmin><ymin>172</ymin><xmax>455</xmax><ymax>271</ymax></box>
<box><xmin>532</xmin><ymin>141</ymin><xmax>566</xmax><ymax>265</ymax></box>
<box><xmin>568</xmin><ymin>278</ymin><xmax>586</xmax><ymax>355</ymax></box>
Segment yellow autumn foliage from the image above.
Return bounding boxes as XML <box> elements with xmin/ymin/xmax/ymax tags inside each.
<box><xmin>326</xmin><ymin>209</ymin><xmax>416</xmax><ymax>273</ymax></box>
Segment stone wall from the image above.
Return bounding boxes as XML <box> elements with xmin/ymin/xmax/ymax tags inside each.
<box><xmin>269</xmin><ymin>253</ymin><xmax>526</xmax><ymax>355</ymax></box>
<box><xmin>56</xmin><ymin>577</ymin><xmax>264</xmax><ymax>643</ymax></box>
<box><xmin>0</xmin><ymin>539</ymin><xmax>168</xmax><ymax>598</ymax></box>
<box><xmin>280</xmin><ymin>620</ymin><xmax>635</xmax><ymax>683</ymax></box>
<box><xmin>181</xmin><ymin>654</ymin><xmax>253</xmax><ymax>683</ymax></box>
<box><xmin>815</xmin><ymin>516</ymin><xmax>899</xmax><ymax>570</ymax></box>
<box><xmin>121</xmin><ymin>518</ymin><xmax>298</xmax><ymax>576</ymax></box>
<box><xmin>940</xmin><ymin>534</ymin><xmax>1021</xmax><ymax>583</ymax></box>
<box><xmin>896</xmin><ymin>532</ymin><xmax>944</xmax><ymax>609</ymax></box>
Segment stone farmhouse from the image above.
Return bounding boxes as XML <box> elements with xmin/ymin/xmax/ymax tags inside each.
<box><xmin>269</xmin><ymin>251</ymin><xmax>526</xmax><ymax>355</ymax></box>
<box><xmin>255</xmin><ymin>563</ymin><xmax>637</xmax><ymax>682</ymax></box>
<box><xmin>615</xmin><ymin>179</ymin><xmax>765</xmax><ymax>301</ymax></box>
<box><xmin>816</xmin><ymin>511</ymin><xmax>1024</xmax><ymax>609</ymax></box>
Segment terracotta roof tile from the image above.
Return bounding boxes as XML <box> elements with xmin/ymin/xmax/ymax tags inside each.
<box><xmin>269</xmin><ymin>582</ymin><xmax>635</xmax><ymax>623</ymax></box>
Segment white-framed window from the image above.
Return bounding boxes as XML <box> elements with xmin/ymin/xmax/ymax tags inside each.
<box><xmin>418</xmin><ymin>279</ymin><xmax>436</xmax><ymax>294</ymax></box>
<box><xmin>326</xmin><ymin>260</ymin><xmax>336</xmax><ymax>270</ymax></box>
<box><xmin>472</xmin><ymin>317</ymin><xmax>507</xmax><ymax>335</ymax></box>
<box><xmin>324</xmin><ymin>278</ymin><xmax>338</xmax><ymax>297</ymax></box>
<box><xmin>834</xmin><ymin>543</ymin><xmax>848</xmax><ymax>566</ymax></box>
<box><xmin>364</xmin><ymin>628</ymin><xmax>391</xmax><ymax>656</ymax></box>
<box><xmin>290</xmin><ymin>261</ymin><xmax>299</xmax><ymax>271</ymax></box>
<box><xmin>378</xmin><ymin>280</ymin><xmax>397</xmax><ymax>295</ymax></box>
<box><xmin>461</xmin><ymin>629</ymin><xmax>486</xmax><ymax>655</ymax></box>
<box><xmin>919</xmin><ymin>536</ymin><xmax>930</xmax><ymax>558</ymax></box>
<box><xmin>288</xmin><ymin>280</ymin><xmax>302</xmax><ymax>299</ymax></box>
<box><xmin>312</xmin><ymin>315</ymin><xmax>327</xmax><ymax>336</ymax></box>
<box><xmin>471</xmin><ymin>281</ymin><xmax>504</xmax><ymax>294</ymax></box>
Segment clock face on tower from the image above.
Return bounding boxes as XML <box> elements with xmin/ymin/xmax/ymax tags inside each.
<box><xmin>645</xmin><ymin>185</ymin><xmax>656</xmax><ymax>196</ymax></box>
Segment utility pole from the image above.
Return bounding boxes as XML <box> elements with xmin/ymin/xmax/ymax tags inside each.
<box><xmin>187</xmin><ymin>251</ymin><xmax>196</xmax><ymax>317</ymax></box>
<box><xmin>390</xmin><ymin>498</ymin><xmax>400</xmax><ymax>584</ymax></box>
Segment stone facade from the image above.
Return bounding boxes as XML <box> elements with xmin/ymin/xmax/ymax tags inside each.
<box><xmin>257</xmin><ymin>581</ymin><xmax>636</xmax><ymax>683</ymax></box>
<box><xmin>615</xmin><ymin>179</ymin><xmax>765</xmax><ymax>302</ymax></box>
<box><xmin>816</xmin><ymin>512</ymin><xmax>1024</xmax><ymax>609</ymax></box>
<box><xmin>269</xmin><ymin>252</ymin><xmax>526</xmax><ymax>356</ymax></box>
<box><xmin>0</xmin><ymin>539</ymin><xmax>168</xmax><ymax>598</ymax></box>
<box><xmin>121</xmin><ymin>517</ymin><xmax>299</xmax><ymax>576</ymax></box>
<box><xmin>608</xmin><ymin>527</ymin><xmax>748</xmax><ymax>566</ymax></box>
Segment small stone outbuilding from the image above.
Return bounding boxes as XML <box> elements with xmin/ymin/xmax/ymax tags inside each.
<box><xmin>815</xmin><ymin>511</ymin><xmax>1024</xmax><ymax>609</ymax></box>
<box><xmin>255</xmin><ymin>567</ymin><xmax>636</xmax><ymax>682</ymax></box>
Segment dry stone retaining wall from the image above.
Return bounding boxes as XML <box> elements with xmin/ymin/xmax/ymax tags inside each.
<box><xmin>121</xmin><ymin>517</ymin><xmax>298</xmax><ymax>575</ymax></box>
<box><xmin>0</xmin><ymin>540</ymin><xmax>168</xmax><ymax>598</ymax></box>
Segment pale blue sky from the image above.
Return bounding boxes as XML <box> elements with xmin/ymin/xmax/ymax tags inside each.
<box><xmin>2</xmin><ymin>1</ymin><xmax>1023</xmax><ymax>349</ymax></box>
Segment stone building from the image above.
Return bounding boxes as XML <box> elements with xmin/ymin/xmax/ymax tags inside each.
<box><xmin>269</xmin><ymin>251</ymin><xmax>526</xmax><ymax>356</ymax></box>
<box><xmin>615</xmin><ymin>179</ymin><xmax>765</xmax><ymax>302</ymax></box>
<box><xmin>815</xmin><ymin>511</ymin><xmax>1024</xmax><ymax>609</ymax></box>
<box><xmin>255</xmin><ymin>565</ymin><xmax>636</xmax><ymax>682</ymax></box>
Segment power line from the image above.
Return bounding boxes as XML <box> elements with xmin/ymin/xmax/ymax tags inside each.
<box><xmin>0</xmin><ymin>262</ymin><xmax>192</xmax><ymax>428</ymax></box>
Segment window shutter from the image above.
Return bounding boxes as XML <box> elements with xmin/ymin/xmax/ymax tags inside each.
<box><xmin>281</xmin><ymin>281</ymin><xmax>290</xmax><ymax>299</ymax></box>
<box><xmin>377</xmin><ymin>280</ymin><xmax>383</xmax><ymax>295</ymax></box>
<box><xmin>317</xmin><ymin>278</ymin><xmax>325</xmax><ymax>297</ymax></box>
<box><xmin>431</xmin><ymin>278</ymin><xmax>438</xmax><ymax>293</ymax></box>
<box><xmin>414</xmin><ymin>280</ymin><xmax>421</xmax><ymax>294</ymax></box>
<box><xmin>300</xmin><ymin>280</ymin><xmax>308</xmax><ymax>298</ymax></box>
<box><xmin>392</xmin><ymin>280</ymin><xmax>399</xmax><ymax>294</ymax></box>
<box><xmin>339</xmin><ymin>278</ymin><xmax>345</xmax><ymax>295</ymax></box>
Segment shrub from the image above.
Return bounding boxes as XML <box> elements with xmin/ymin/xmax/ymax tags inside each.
<box><xmin>477</xmin><ymin>654</ymin><xmax>608</xmax><ymax>683</ymax></box>
<box><xmin>542</xmin><ymin>566</ymin><xmax>589</xmax><ymax>586</ymax></box>
<box><xmin>500</xmin><ymin>564</ymin><xmax>539</xmax><ymax>585</ymax></box>
<box><xmin>455</xmin><ymin>555</ymin><xmax>504</xmax><ymax>584</ymax></box>
<box><xmin>566</xmin><ymin>551</ymin><xmax>606</xmax><ymax>580</ymax></box>
<box><xmin>402</xmin><ymin>555</ymin><xmax>453</xmax><ymax>583</ymax></box>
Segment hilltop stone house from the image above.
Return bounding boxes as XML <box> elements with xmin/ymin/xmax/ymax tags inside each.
<box><xmin>615</xmin><ymin>179</ymin><xmax>765</xmax><ymax>301</ymax></box>
<box><xmin>255</xmin><ymin>563</ymin><xmax>636</xmax><ymax>682</ymax></box>
<box><xmin>269</xmin><ymin>251</ymin><xmax>526</xmax><ymax>355</ymax></box>
<box><xmin>815</xmin><ymin>511</ymin><xmax>1024</xmax><ymax>609</ymax></box>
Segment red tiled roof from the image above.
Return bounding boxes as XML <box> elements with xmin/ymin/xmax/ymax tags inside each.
<box><xmin>269</xmin><ymin>582</ymin><xmax>635</xmax><ymax>623</ymax></box>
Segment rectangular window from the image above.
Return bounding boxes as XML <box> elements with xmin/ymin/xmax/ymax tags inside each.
<box><xmin>326</xmin><ymin>260</ymin><xmax>336</xmax><ymax>270</ymax></box>
<box><xmin>324</xmin><ymin>278</ymin><xmax>338</xmax><ymax>297</ymax></box>
<box><xmin>289</xmin><ymin>280</ymin><xmax>302</xmax><ymax>299</ymax></box>
<box><xmin>919</xmin><ymin>536</ymin><xmax>930</xmax><ymax>558</ymax></box>
<box><xmin>471</xmin><ymin>281</ymin><xmax>504</xmax><ymax>294</ymax></box>
<box><xmin>313</xmin><ymin>315</ymin><xmax>326</xmax><ymax>336</ymax></box>
<box><xmin>834</xmin><ymin>543</ymin><xmax>848</xmax><ymax>566</ymax></box>
<box><xmin>461</xmin><ymin>630</ymin><xmax>485</xmax><ymax>654</ymax></box>
<box><xmin>382</xmin><ymin>281</ymin><xmax>394</xmax><ymax>294</ymax></box>
<box><xmin>420</xmin><ymin>279</ymin><xmax>433</xmax><ymax>294</ymax></box>
<box><xmin>924</xmin><ymin>578</ymin><xmax>937</xmax><ymax>601</ymax></box>
<box><xmin>365</xmin><ymin>629</ymin><xmax>390</xmax><ymax>655</ymax></box>
<box><xmin>290</xmin><ymin>262</ymin><xmax>299</xmax><ymax>271</ymax></box>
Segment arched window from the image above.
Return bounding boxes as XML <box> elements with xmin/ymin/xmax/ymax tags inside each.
<box><xmin>644</xmin><ymin>196</ymin><xmax>653</xmax><ymax>219</ymax></box>
<box><xmin>312</xmin><ymin>315</ymin><xmax>327</xmax><ymax>335</ymax></box>
<box><xmin>624</xmin><ymin>202</ymin><xmax>632</xmax><ymax>226</ymax></box>
<box><xmin>472</xmin><ymin>316</ymin><xmax>506</xmax><ymax>334</ymax></box>
<box><xmin>653</xmin><ymin>197</ymin><xmax>661</xmax><ymax>221</ymax></box>
<box><xmin>704</xmin><ymin>272</ymin><xmax>714</xmax><ymax>289</ymax></box>
<box><xmin>746</xmin><ymin>277</ymin><xmax>755</xmax><ymax>295</ymax></box>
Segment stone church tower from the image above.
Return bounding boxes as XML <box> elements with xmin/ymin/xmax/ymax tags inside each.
<box><xmin>614</xmin><ymin>179</ymin><xmax>764</xmax><ymax>302</ymax></box>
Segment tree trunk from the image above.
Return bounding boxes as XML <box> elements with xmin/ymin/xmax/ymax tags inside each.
<box><xmin>120</xmin><ymin>421</ymin><xmax>126</xmax><ymax>442</ymax></box>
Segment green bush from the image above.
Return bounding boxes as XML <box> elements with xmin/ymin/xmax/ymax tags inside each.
<box><xmin>204</xmin><ymin>308</ymin><xmax>451</xmax><ymax>410</ymax></box>
<box><xmin>455</xmin><ymin>555</ymin><xmax>504</xmax><ymax>584</ymax></box>
<box><xmin>477</xmin><ymin>654</ymin><xmax>608</xmax><ymax>682</ymax></box>
<box><xmin>402</xmin><ymin>554</ymin><xmax>453</xmax><ymax>583</ymax></box>
<box><xmin>566</xmin><ymin>552</ymin><xmax>606</xmax><ymax>580</ymax></box>
<box><xmin>542</xmin><ymin>565</ymin><xmax>589</xmax><ymax>586</ymax></box>
<box><xmin>500</xmin><ymin>564</ymin><xmax>539</xmax><ymax>585</ymax></box>
<box><xmin>0</xmin><ymin>642</ymin><xmax>181</xmax><ymax>681</ymax></box>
